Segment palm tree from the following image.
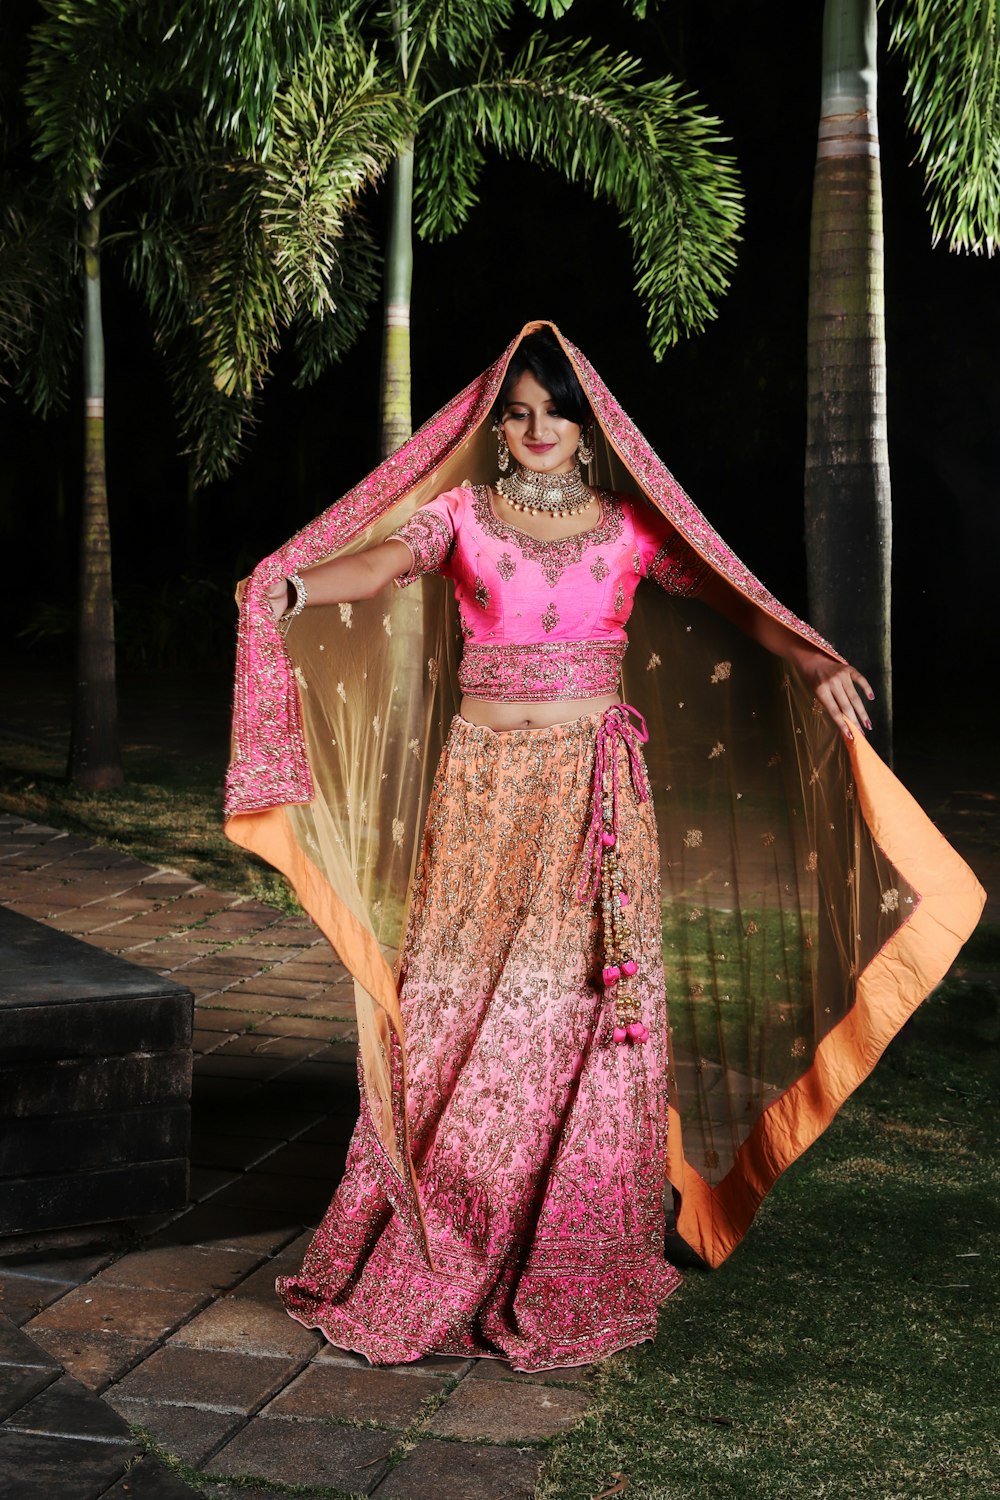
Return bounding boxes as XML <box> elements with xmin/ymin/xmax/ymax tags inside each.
<box><xmin>805</xmin><ymin>0</ymin><xmax>999</xmax><ymax>758</ymax></box>
<box><xmin>2</xmin><ymin>1</ymin><xmax>409</xmax><ymax>787</ymax></box>
<box><xmin>343</xmin><ymin>0</ymin><xmax>744</xmax><ymax>454</ymax></box>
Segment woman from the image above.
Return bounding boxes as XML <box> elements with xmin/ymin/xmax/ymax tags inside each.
<box><xmin>225</xmin><ymin>323</ymin><xmax>983</xmax><ymax>1372</ymax></box>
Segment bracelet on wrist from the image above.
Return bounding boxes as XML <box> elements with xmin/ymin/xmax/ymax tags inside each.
<box><xmin>278</xmin><ymin>572</ymin><xmax>307</xmax><ymax>635</ymax></box>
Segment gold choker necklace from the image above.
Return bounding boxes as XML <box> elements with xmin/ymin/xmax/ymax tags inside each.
<box><xmin>495</xmin><ymin>463</ymin><xmax>592</xmax><ymax>518</ymax></box>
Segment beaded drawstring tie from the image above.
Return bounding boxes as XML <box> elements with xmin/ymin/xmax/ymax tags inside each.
<box><xmin>579</xmin><ymin>704</ymin><xmax>651</xmax><ymax>1044</ymax></box>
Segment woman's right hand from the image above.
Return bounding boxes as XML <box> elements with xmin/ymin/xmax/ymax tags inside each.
<box><xmin>265</xmin><ymin>578</ymin><xmax>290</xmax><ymax>621</ymax></box>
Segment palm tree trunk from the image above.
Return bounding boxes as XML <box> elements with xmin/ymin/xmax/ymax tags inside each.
<box><xmin>805</xmin><ymin>0</ymin><xmax>893</xmax><ymax>761</ymax></box>
<box><xmin>379</xmin><ymin>140</ymin><xmax>414</xmax><ymax>459</ymax></box>
<box><xmin>68</xmin><ymin>204</ymin><xmax>122</xmax><ymax>789</ymax></box>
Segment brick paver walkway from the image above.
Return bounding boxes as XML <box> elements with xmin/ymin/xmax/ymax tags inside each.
<box><xmin>0</xmin><ymin>815</ymin><xmax>592</xmax><ymax>1500</ymax></box>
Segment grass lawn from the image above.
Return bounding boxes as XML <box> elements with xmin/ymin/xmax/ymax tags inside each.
<box><xmin>0</xmin><ymin>730</ymin><xmax>299</xmax><ymax>911</ymax></box>
<box><xmin>2</xmin><ymin>720</ymin><xmax>996</xmax><ymax>1499</ymax></box>
<box><xmin>537</xmin><ymin>930</ymin><xmax>999</xmax><ymax>1500</ymax></box>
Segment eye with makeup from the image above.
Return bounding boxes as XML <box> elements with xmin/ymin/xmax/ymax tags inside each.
<box><xmin>503</xmin><ymin>405</ymin><xmax>565</xmax><ymax>423</ymax></box>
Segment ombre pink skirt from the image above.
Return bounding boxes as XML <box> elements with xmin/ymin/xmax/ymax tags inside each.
<box><xmin>277</xmin><ymin>711</ymin><xmax>681</xmax><ymax>1371</ymax></box>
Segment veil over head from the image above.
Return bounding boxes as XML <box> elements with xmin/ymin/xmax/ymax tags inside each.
<box><xmin>225</xmin><ymin>321</ymin><xmax>984</xmax><ymax>1267</ymax></box>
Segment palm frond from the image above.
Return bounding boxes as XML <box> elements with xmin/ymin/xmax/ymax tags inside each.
<box><xmin>419</xmin><ymin>34</ymin><xmax>743</xmax><ymax>352</ymax></box>
<box><xmin>373</xmin><ymin>0</ymin><xmax>518</xmax><ymax>76</ymax></box>
<box><xmin>292</xmin><ymin>220</ymin><xmax>382</xmax><ymax>386</ymax></box>
<box><xmin>24</xmin><ymin>0</ymin><xmax>149</xmax><ymax>201</ymax></box>
<box><xmin>0</xmin><ymin>181</ymin><xmax>78</xmax><ymax>412</ymax></box>
<box><xmin>120</xmin><ymin>43</ymin><xmax>405</xmax><ymax>479</ymax></box>
<box><xmin>521</xmin><ymin>0</ymin><xmax>653</xmax><ymax>18</ymax></box>
<box><xmin>887</xmin><ymin>0</ymin><xmax>1000</xmax><ymax>255</ymax></box>
<box><xmin>261</xmin><ymin>43</ymin><xmax>412</xmax><ymax>316</ymax></box>
<box><xmin>163</xmin><ymin>0</ymin><xmax>324</xmax><ymax>155</ymax></box>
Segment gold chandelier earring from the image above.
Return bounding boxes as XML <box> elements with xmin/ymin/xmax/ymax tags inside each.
<box><xmin>577</xmin><ymin>428</ymin><xmax>594</xmax><ymax>467</ymax></box>
<box><xmin>493</xmin><ymin>422</ymin><xmax>511</xmax><ymax>475</ymax></box>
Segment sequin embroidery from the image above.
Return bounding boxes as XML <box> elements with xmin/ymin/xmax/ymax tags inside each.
<box><xmin>460</xmin><ymin>640</ymin><xmax>626</xmax><ymax>702</ymax></box>
<box><xmin>472</xmin><ymin>486</ymin><xmax>623</xmax><ymax>587</ymax></box>
<box><xmin>390</xmin><ymin>510</ymin><xmax>454</xmax><ymax>588</ymax></box>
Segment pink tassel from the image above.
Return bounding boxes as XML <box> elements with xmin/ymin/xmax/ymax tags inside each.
<box><xmin>621</xmin><ymin>959</ymin><xmax>638</xmax><ymax>977</ymax></box>
<box><xmin>613</xmin><ymin>1025</ymin><xmax>628</xmax><ymax>1044</ymax></box>
<box><xmin>619</xmin><ymin>891</ymin><xmax>629</xmax><ymax>907</ymax></box>
<box><xmin>602</xmin><ymin>964</ymin><xmax>621</xmax><ymax>987</ymax></box>
<box><xmin>600</xmin><ymin>830</ymin><xmax>616</xmax><ymax>848</ymax></box>
<box><xmin>626</xmin><ymin>1021</ymin><xmax>647</xmax><ymax>1043</ymax></box>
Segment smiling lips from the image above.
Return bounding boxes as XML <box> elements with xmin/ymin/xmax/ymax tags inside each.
<box><xmin>525</xmin><ymin>442</ymin><xmax>556</xmax><ymax>453</ymax></box>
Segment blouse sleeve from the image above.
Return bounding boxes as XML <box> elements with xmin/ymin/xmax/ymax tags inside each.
<box><xmin>388</xmin><ymin>489</ymin><xmax>462</xmax><ymax>588</ymax></box>
<box><xmin>630</xmin><ymin>499</ymin><xmax>711</xmax><ymax>599</ymax></box>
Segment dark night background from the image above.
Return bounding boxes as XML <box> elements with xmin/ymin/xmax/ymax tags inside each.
<box><xmin>2</xmin><ymin>2</ymin><xmax>997</xmax><ymax>748</ymax></box>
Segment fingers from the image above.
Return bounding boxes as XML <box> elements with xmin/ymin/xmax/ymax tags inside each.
<box><xmin>819</xmin><ymin>684</ymin><xmax>857</xmax><ymax>742</ymax></box>
<box><xmin>840</xmin><ymin>676</ymin><xmax>872</xmax><ymax>733</ymax></box>
<box><xmin>264</xmin><ymin>580</ymin><xmax>289</xmax><ymax>621</ymax></box>
<box><xmin>851</xmin><ymin>669</ymin><xmax>876</xmax><ymax>703</ymax></box>
<box><xmin>819</xmin><ymin>669</ymin><xmax>873</xmax><ymax>742</ymax></box>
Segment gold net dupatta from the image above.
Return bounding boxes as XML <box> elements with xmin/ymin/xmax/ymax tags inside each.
<box><xmin>225</xmin><ymin>320</ymin><xmax>985</xmax><ymax>1269</ymax></box>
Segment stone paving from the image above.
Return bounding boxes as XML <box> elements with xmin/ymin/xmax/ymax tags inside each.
<box><xmin>1</xmin><ymin>754</ymin><xmax>995</xmax><ymax>1500</ymax></box>
<box><xmin>0</xmin><ymin>814</ymin><xmax>592</xmax><ymax>1499</ymax></box>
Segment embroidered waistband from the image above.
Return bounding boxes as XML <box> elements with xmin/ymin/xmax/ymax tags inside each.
<box><xmin>458</xmin><ymin>639</ymin><xmax>626</xmax><ymax>703</ymax></box>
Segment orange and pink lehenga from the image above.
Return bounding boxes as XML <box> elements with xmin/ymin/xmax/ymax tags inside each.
<box><xmin>224</xmin><ymin>322</ymin><xmax>984</xmax><ymax>1372</ymax></box>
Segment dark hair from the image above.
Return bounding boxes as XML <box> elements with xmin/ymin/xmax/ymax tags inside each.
<box><xmin>493</xmin><ymin>329</ymin><xmax>592</xmax><ymax>427</ymax></box>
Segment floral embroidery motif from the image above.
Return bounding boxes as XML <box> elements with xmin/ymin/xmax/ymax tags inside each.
<box><xmin>806</xmin><ymin>851</ymin><xmax>818</xmax><ymax>871</ymax></box>
<box><xmin>277</xmin><ymin>714</ymin><xmax>679</xmax><ymax>1370</ymax></box>
<box><xmin>710</xmin><ymin>661</ymin><xmax>732</xmax><ymax>683</ymax></box>
<box><xmin>472</xmin><ymin>486</ymin><xmax>622</xmax><ymax>587</ymax></box>
<box><xmin>632</xmin><ymin>550</ymin><xmax>642</xmax><ymax>574</ymax></box>
<box><xmin>650</xmin><ymin>534</ymin><xmax>711</xmax><ymax>597</ymax></box>
<box><xmin>541</xmin><ymin>601</ymin><xmax>559</xmax><ymax>634</ymax></box>
<box><xmin>880</xmin><ymin>887</ymin><xmax>900</xmax><ymax>913</ymax></box>
<box><xmin>647</xmin><ymin>653</ymin><xmax>661</xmax><ymax>671</ymax></box>
<box><xmin>389</xmin><ymin>510</ymin><xmax>454</xmax><ymax>587</ymax></box>
<box><xmin>614</xmin><ymin>583</ymin><xmax>625</xmax><ymax>613</ymax></box>
<box><xmin>591</xmin><ymin>556</ymin><xmax>609</xmax><ymax>581</ymax></box>
<box><xmin>683</xmin><ymin>829</ymin><xmax>703</xmax><ymax>848</ymax></box>
<box><xmin>459</xmin><ymin>640</ymin><xmax>625</xmax><ymax>701</ymax></box>
<box><xmin>497</xmin><ymin>552</ymin><xmax>516</xmax><ymax>580</ymax></box>
<box><xmin>708</xmin><ymin>741</ymin><xmax>726</xmax><ymax>759</ymax></box>
<box><xmin>474</xmin><ymin>575</ymin><xmax>490</xmax><ymax>610</ymax></box>
<box><xmin>339</xmin><ymin>602</ymin><xmax>353</xmax><ymax>628</ymax></box>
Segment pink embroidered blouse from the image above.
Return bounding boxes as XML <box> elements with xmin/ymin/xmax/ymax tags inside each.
<box><xmin>389</xmin><ymin>485</ymin><xmax>709</xmax><ymax>703</ymax></box>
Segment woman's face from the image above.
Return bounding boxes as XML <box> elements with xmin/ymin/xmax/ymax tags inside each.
<box><xmin>501</xmin><ymin>371</ymin><xmax>582</xmax><ymax>473</ymax></box>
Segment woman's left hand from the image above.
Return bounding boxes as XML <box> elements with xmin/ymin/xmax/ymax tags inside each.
<box><xmin>798</xmin><ymin>652</ymin><xmax>874</xmax><ymax>742</ymax></box>
<box><xmin>264</xmin><ymin>578</ymin><xmax>290</xmax><ymax>621</ymax></box>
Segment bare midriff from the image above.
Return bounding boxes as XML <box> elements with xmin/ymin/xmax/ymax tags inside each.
<box><xmin>460</xmin><ymin>692</ymin><xmax>623</xmax><ymax>731</ymax></box>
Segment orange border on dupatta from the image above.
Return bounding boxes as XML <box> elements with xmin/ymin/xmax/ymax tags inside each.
<box><xmin>666</xmin><ymin>731</ymin><xmax>986</xmax><ymax>1267</ymax></box>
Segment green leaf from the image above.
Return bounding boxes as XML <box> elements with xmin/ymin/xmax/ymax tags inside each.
<box><xmin>418</xmin><ymin>33</ymin><xmax>743</xmax><ymax>352</ymax></box>
<box><xmin>886</xmin><ymin>0</ymin><xmax>1000</xmax><ymax>255</ymax></box>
